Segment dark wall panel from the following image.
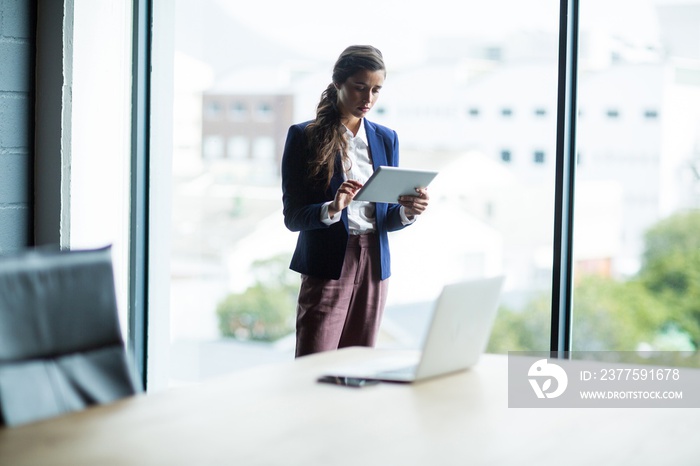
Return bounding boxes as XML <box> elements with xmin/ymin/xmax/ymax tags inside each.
<box><xmin>0</xmin><ymin>0</ymin><xmax>35</xmax><ymax>252</ymax></box>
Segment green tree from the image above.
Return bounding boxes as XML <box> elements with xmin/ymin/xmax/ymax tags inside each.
<box><xmin>487</xmin><ymin>293</ymin><xmax>550</xmax><ymax>353</ymax></box>
<box><xmin>571</xmin><ymin>275</ymin><xmax>668</xmax><ymax>351</ymax></box>
<box><xmin>487</xmin><ymin>276</ymin><xmax>669</xmax><ymax>353</ymax></box>
<box><xmin>488</xmin><ymin>209</ymin><xmax>700</xmax><ymax>353</ymax></box>
<box><xmin>216</xmin><ymin>254</ymin><xmax>299</xmax><ymax>342</ymax></box>
<box><xmin>638</xmin><ymin>209</ymin><xmax>700</xmax><ymax>347</ymax></box>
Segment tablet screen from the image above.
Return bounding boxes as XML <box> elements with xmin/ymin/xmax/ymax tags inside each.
<box><xmin>353</xmin><ymin>166</ymin><xmax>438</xmax><ymax>203</ymax></box>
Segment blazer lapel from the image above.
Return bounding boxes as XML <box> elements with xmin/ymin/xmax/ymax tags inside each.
<box><xmin>364</xmin><ymin>120</ymin><xmax>387</xmax><ymax>170</ymax></box>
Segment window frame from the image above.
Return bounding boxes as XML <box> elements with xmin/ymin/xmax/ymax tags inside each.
<box><xmin>549</xmin><ymin>0</ymin><xmax>579</xmax><ymax>356</ymax></box>
<box><xmin>129</xmin><ymin>0</ymin><xmax>151</xmax><ymax>388</ymax></box>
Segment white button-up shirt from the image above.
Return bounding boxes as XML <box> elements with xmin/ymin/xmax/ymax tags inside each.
<box><xmin>321</xmin><ymin>119</ymin><xmax>413</xmax><ymax>233</ymax></box>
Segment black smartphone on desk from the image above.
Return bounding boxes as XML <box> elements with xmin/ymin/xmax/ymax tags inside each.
<box><xmin>317</xmin><ymin>375</ymin><xmax>380</xmax><ymax>388</ymax></box>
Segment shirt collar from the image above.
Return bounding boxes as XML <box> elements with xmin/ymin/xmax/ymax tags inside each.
<box><xmin>343</xmin><ymin>118</ymin><xmax>368</xmax><ymax>146</ymax></box>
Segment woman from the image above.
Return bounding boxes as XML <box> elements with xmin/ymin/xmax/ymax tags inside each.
<box><xmin>281</xmin><ymin>45</ymin><xmax>429</xmax><ymax>357</ymax></box>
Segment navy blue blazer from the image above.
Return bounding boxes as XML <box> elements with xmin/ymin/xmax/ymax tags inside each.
<box><xmin>281</xmin><ymin>119</ymin><xmax>409</xmax><ymax>280</ymax></box>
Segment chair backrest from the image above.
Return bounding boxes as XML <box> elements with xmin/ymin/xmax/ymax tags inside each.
<box><xmin>0</xmin><ymin>246</ymin><xmax>142</xmax><ymax>427</ymax></box>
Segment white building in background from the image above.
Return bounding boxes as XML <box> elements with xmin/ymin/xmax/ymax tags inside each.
<box><xmin>172</xmin><ymin>2</ymin><xmax>700</xmax><ymax>325</ymax></box>
<box><xmin>370</xmin><ymin>28</ymin><xmax>700</xmax><ymax>278</ymax></box>
<box><xmin>577</xmin><ymin>61</ymin><xmax>700</xmax><ymax>274</ymax></box>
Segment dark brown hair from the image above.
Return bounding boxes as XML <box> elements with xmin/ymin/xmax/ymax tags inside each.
<box><xmin>305</xmin><ymin>45</ymin><xmax>385</xmax><ymax>188</ymax></box>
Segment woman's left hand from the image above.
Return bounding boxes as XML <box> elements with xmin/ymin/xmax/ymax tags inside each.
<box><xmin>399</xmin><ymin>188</ymin><xmax>430</xmax><ymax>219</ymax></box>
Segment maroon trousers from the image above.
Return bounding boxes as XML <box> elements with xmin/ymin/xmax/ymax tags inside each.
<box><xmin>295</xmin><ymin>233</ymin><xmax>389</xmax><ymax>358</ymax></box>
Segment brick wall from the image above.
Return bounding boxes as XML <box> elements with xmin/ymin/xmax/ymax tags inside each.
<box><xmin>0</xmin><ymin>0</ymin><xmax>35</xmax><ymax>252</ymax></box>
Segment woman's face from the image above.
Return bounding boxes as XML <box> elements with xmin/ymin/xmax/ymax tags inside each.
<box><xmin>335</xmin><ymin>69</ymin><xmax>385</xmax><ymax>122</ymax></box>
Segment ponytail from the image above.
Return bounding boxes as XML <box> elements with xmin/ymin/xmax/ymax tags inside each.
<box><xmin>305</xmin><ymin>84</ymin><xmax>348</xmax><ymax>189</ymax></box>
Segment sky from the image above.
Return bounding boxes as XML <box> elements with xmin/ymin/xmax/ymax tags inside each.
<box><xmin>209</xmin><ymin>0</ymin><xmax>699</xmax><ymax>66</ymax></box>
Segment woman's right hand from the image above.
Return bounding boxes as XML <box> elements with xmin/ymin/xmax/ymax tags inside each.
<box><xmin>329</xmin><ymin>180</ymin><xmax>363</xmax><ymax>217</ymax></box>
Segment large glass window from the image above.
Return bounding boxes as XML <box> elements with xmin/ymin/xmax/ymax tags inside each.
<box><xmin>573</xmin><ymin>1</ymin><xmax>700</xmax><ymax>352</ymax></box>
<box><xmin>149</xmin><ymin>0</ymin><xmax>560</xmax><ymax>390</ymax></box>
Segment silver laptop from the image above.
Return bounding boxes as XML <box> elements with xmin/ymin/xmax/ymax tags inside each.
<box><xmin>320</xmin><ymin>275</ymin><xmax>505</xmax><ymax>384</ymax></box>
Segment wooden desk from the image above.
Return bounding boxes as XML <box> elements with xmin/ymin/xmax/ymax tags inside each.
<box><xmin>0</xmin><ymin>348</ymin><xmax>697</xmax><ymax>465</ymax></box>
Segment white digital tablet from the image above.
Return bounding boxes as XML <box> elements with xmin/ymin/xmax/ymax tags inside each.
<box><xmin>353</xmin><ymin>166</ymin><xmax>439</xmax><ymax>204</ymax></box>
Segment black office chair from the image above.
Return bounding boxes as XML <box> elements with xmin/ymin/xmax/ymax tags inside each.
<box><xmin>0</xmin><ymin>246</ymin><xmax>142</xmax><ymax>427</ymax></box>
